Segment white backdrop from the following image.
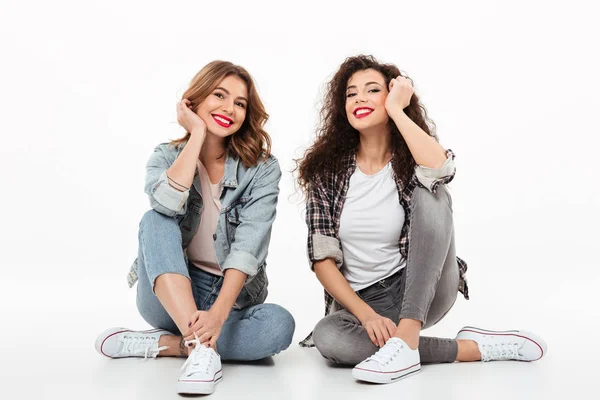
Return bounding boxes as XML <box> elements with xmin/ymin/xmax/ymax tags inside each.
<box><xmin>1</xmin><ymin>0</ymin><xmax>599</xmax><ymax>396</ymax></box>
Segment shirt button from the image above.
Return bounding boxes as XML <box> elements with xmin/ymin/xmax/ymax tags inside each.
<box><xmin>213</xmin><ymin>233</ymin><xmax>217</xmax><ymax>241</ymax></box>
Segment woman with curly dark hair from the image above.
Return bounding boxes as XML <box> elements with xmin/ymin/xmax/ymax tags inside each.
<box><xmin>296</xmin><ymin>55</ymin><xmax>546</xmax><ymax>384</ymax></box>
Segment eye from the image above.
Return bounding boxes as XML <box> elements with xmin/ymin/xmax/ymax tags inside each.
<box><xmin>346</xmin><ymin>93</ymin><xmax>356</xmax><ymax>98</ymax></box>
<box><xmin>235</xmin><ymin>101</ymin><xmax>246</xmax><ymax>109</ymax></box>
<box><xmin>214</xmin><ymin>92</ymin><xmax>225</xmax><ymax>99</ymax></box>
<box><xmin>368</xmin><ymin>88</ymin><xmax>381</xmax><ymax>93</ymax></box>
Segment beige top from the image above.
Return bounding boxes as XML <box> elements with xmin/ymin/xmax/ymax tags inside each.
<box><xmin>187</xmin><ymin>160</ymin><xmax>223</xmax><ymax>276</ymax></box>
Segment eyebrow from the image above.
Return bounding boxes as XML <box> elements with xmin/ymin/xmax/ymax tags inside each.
<box><xmin>346</xmin><ymin>81</ymin><xmax>384</xmax><ymax>91</ymax></box>
<box><xmin>215</xmin><ymin>87</ymin><xmax>248</xmax><ymax>102</ymax></box>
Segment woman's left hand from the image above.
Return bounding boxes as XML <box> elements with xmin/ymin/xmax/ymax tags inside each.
<box><xmin>183</xmin><ymin>310</ymin><xmax>227</xmax><ymax>349</ymax></box>
<box><xmin>385</xmin><ymin>76</ymin><xmax>414</xmax><ymax>114</ymax></box>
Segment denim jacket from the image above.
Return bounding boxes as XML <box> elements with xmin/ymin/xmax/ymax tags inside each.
<box><xmin>127</xmin><ymin>143</ymin><xmax>281</xmax><ymax>310</ymax></box>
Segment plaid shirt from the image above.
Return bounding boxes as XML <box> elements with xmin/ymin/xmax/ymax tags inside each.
<box><xmin>300</xmin><ymin>150</ymin><xmax>469</xmax><ymax>347</ymax></box>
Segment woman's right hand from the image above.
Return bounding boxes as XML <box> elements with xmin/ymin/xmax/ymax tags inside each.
<box><xmin>360</xmin><ymin>312</ymin><xmax>398</xmax><ymax>347</ymax></box>
<box><xmin>176</xmin><ymin>99</ymin><xmax>206</xmax><ymax>136</ymax></box>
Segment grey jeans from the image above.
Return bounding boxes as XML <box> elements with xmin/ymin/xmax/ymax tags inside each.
<box><xmin>312</xmin><ymin>186</ymin><xmax>459</xmax><ymax>364</ymax></box>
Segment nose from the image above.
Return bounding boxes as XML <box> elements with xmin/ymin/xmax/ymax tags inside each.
<box><xmin>355</xmin><ymin>94</ymin><xmax>367</xmax><ymax>103</ymax></box>
<box><xmin>222</xmin><ymin>100</ymin><xmax>234</xmax><ymax>115</ymax></box>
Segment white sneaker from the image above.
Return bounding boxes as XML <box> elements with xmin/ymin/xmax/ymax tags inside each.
<box><xmin>456</xmin><ymin>326</ymin><xmax>547</xmax><ymax>362</ymax></box>
<box><xmin>352</xmin><ymin>337</ymin><xmax>421</xmax><ymax>384</ymax></box>
<box><xmin>95</xmin><ymin>327</ymin><xmax>170</xmax><ymax>359</ymax></box>
<box><xmin>177</xmin><ymin>337</ymin><xmax>222</xmax><ymax>394</ymax></box>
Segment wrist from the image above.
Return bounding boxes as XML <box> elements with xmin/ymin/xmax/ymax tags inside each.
<box><xmin>190</xmin><ymin>126</ymin><xmax>206</xmax><ymax>138</ymax></box>
<box><xmin>388</xmin><ymin>108</ymin><xmax>408</xmax><ymax>122</ymax></box>
<box><xmin>356</xmin><ymin>306</ymin><xmax>377</xmax><ymax>325</ymax></box>
<box><xmin>209</xmin><ymin>303</ymin><xmax>230</xmax><ymax>324</ymax></box>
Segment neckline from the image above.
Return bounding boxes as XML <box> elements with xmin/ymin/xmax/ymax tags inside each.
<box><xmin>198</xmin><ymin>160</ymin><xmax>224</xmax><ymax>186</ymax></box>
<box><xmin>355</xmin><ymin>161</ymin><xmax>391</xmax><ymax>178</ymax></box>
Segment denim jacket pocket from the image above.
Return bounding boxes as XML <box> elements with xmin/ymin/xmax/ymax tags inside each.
<box><xmin>225</xmin><ymin>198</ymin><xmax>248</xmax><ymax>243</ymax></box>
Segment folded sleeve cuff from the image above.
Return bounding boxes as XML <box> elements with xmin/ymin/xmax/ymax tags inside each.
<box><xmin>310</xmin><ymin>233</ymin><xmax>344</xmax><ymax>270</ymax></box>
<box><xmin>150</xmin><ymin>171</ymin><xmax>189</xmax><ymax>215</ymax></box>
<box><xmin>222</xmin><ymin>250</ymin><xmax>260</xmax><ymax>281</ymax></box>
<box><xmin>415</xmin><ymin>154</ymin><xmax>456</xmax><ymax>193</ymax></box>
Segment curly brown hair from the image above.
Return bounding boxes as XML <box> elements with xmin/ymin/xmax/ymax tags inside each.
<box><xmin>170</xmin><ymin>61</ymin><xmax>271</xmax><ymax>167</ymax></box>
<box><xmin>295</xmin><ymin>54</ymin><xmax>437</xmax><ymax>193</ymax></box>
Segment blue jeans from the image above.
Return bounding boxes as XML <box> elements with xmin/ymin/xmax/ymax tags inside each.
<box><xmin>135</xmin><ymin>210</ymin><xmax>295</xmax><ymax>361</ymax></box>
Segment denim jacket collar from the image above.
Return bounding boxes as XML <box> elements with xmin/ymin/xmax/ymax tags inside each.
<box><xmin>223</xmin><ymin>155</ymin><xmax>239</xmax><ymax>188</ymax></box>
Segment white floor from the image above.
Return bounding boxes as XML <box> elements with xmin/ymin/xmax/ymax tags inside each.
<box><xmin>2</xmin><ymin>274</ymin><xmax>596</xmax><ymax>400</ymax></box>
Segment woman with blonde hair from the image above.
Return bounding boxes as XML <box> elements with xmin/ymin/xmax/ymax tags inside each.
<box><xmin>95</xmin><ymin>61</ymin><xmax>295</xmax><ymax>395</ymax></box>
<box><xmin>296</xmin><ymin>55</ymin><xmax>546</xmax><ymax>384</ymax></box>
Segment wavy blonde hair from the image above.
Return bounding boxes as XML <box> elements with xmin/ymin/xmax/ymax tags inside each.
<box><xmin>170</xmin><ymin>61</ymin><xmax>271</xmax><ymax>167</ymax></box>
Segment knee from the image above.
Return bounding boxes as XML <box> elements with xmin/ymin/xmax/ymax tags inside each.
<box><xmin>412</xmin><ymin>185</ymin><xmax>452</xmax><ymax>212</ymax></box>
<box><xmin>258</xmin><ymin>304</ymin><xmax>295</xmax><ymax>353</ymax></box>
<box><xmin>139</xmin><ymin>210</ymin><xmax>179</xmax><ymax>234</ymax></box>
<box><xmin>313</xmin><ymin>315</ymin><xmax>376</xmax><ymax>365</ymax></box>
<box><xmin>312</xmin><ymin>318</ymin><xmax>351</xmax><ymax>364</ymax></box>
<box><xmin>312</xmin><ymin>318</ymin><xmax>335</xmax><ymax>357</ymax></box>
<box><xmin>272</xmin><ymin>305</ymin><xmax>295</xmax><ymax>349</ymax></box>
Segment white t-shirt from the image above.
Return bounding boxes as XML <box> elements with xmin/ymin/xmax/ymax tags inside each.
<box><xmin>338</xmin><ymin>162</ymin><xmax>406</xmax><ymax>291</ymax></box>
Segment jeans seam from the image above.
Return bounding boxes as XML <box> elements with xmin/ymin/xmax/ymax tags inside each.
<box><xmin>209</xmin><ymin>278</ymin><xmax>221</xmax><ymax>308</ymax></box>
<box><xmin>401</xmin><ymin>187</ymin><xmax>454</xmax><ymax>324</ymax></box>
<box><xmin>401</xmin><ymin>191</ymin><xmax>417</xmax><ymax>318</ymax></box>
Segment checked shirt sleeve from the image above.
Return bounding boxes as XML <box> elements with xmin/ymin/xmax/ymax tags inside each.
<box><xmin>415</xmin><ymin>149</ymin><xmax>457</xmax><ymax>193</ymax></box>
<box><xmin>305</xmin><ymin>176</ymin><xmax>344</xmax><ymax>270</ymax></box>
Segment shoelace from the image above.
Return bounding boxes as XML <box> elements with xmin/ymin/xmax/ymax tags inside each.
<box><xmin>367</xmin><ymin>339</ymin><xmax>404</xmax><ymax>366</ymax></box>
<box><xmin>115</xmin><ymin>334</ymin><xmax>168</xmax><ymax>359</ymax></box>
<box><xmin>480</xmin><ymin>342</ymin><xmax>521</xmax><ymax>362</ymax></box>
<box><xmin>181</xmin><ymin>334</ymin><xmax>214</xmax><ymax>376</ymax></box>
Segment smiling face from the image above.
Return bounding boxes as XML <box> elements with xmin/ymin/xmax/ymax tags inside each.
<box><xmin>345</xmin><ymin>69</ymin><xmax>390</xmax><ymax>132</ymax></box>
<box><xmin>196</xmin><ymin>74</ymin><xmax>248</xmax><ymax>138</ymax></box>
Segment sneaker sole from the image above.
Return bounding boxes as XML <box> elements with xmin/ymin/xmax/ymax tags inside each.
<box><xmin>95</xmin><ymin>327</ymin><xmax>171</xmax><ymax>358</ymax></box>
<box><xmin>177</xmin><ymin>370</ymin><xmax>223</xmax><ymax>394</ymax></box>
<box><xmin>352</xmin><ymin>363</ymin><xmax>421</xmax><ymax>384</ymax></box>
<box><xmin>456</xmin><ymin>326</ymin><xmax>547</xmax><ymax>361</ymax></box>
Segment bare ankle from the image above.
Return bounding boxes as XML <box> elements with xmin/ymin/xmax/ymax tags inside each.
<box><xmin>394</xmin><ymin>319</ymin><xmax>421</xmax><ymax>350</ymax></box>
<box><xmin>394</xmin><ymin>334</ymin><xmax>419</xmax><ymax>350</ymax></box>
<box><xmin>456</xmin><ymin>339</ymin><xmax>481</xmax><ymax>362</ymax></box>
<box><xmin>157</xmin><ymin>334</ymin><xmax>189</xmax><ymax>357</ymax></box>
